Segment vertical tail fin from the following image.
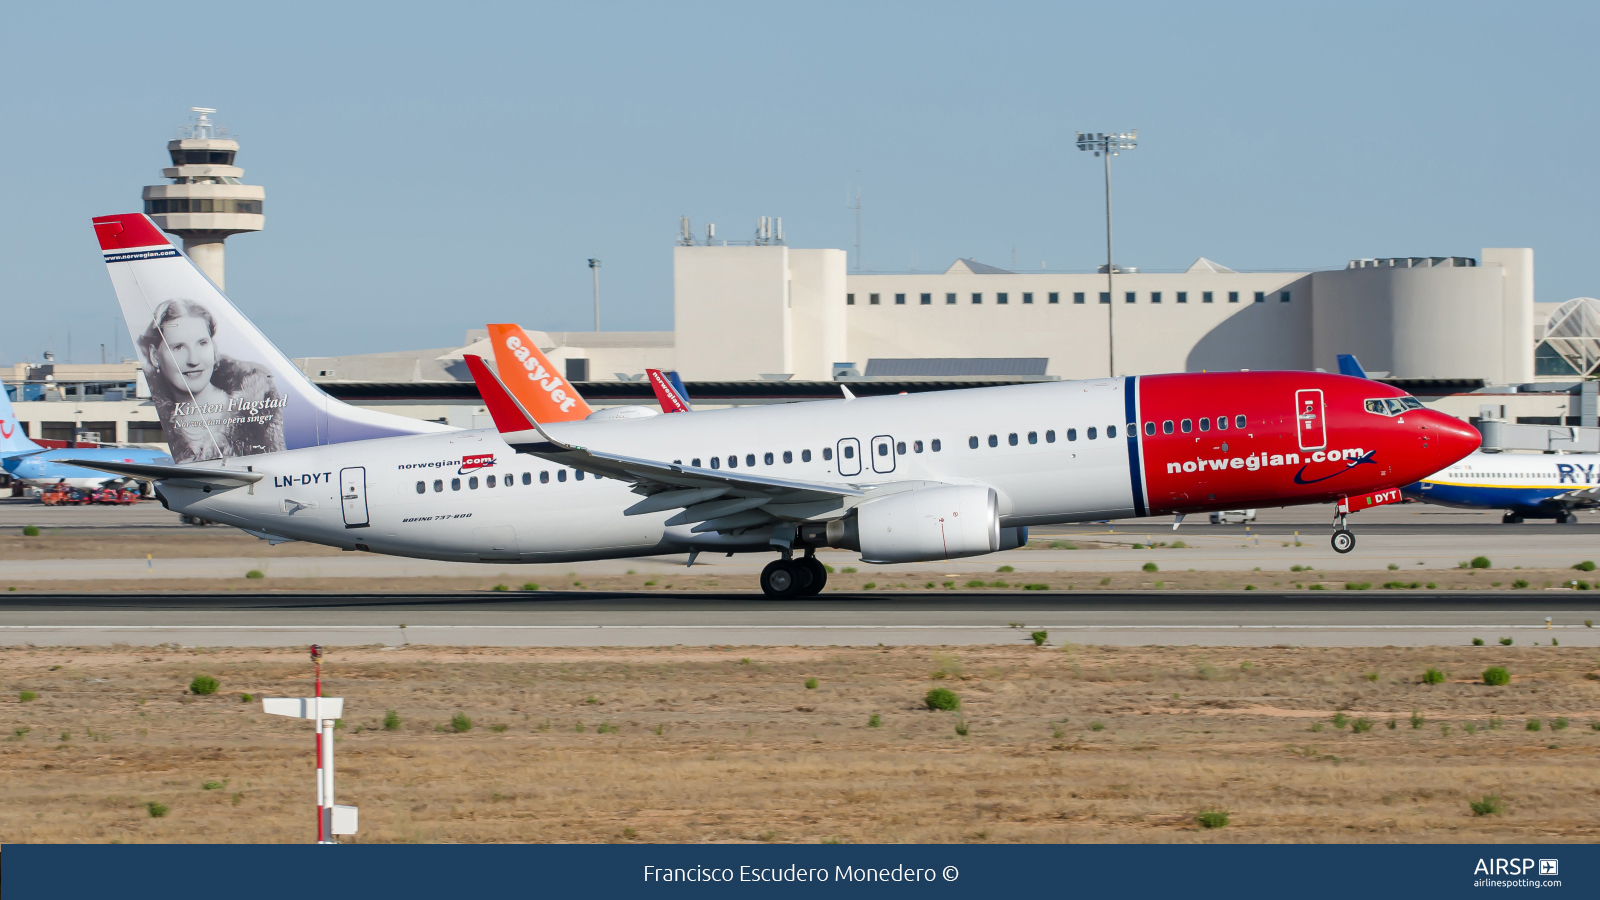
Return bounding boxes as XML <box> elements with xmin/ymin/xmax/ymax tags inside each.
<box><xmin>484</xmin><ymin>324</ymin><xmax>593</xmax><ymax>422</ymax></box>
<box><xmin>0</xmin><ymin>387</ymin><xmax>43</xmax><ymax>457</ymax></box>
<box><xmin>93</xmin><ymin>214</ymin><xmax>448</xmax><ymax>464</ymax></box>
<box><xmin>1336</xmin><ymin>354</ymin><xmax>1369</xmax><ymax>379</ymax></box>
<box><xmin>646</xmin><ymin>368</ymin><xmax>693</xmax><ymax>413</ymax></box>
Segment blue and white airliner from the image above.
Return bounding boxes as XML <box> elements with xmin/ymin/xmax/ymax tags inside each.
<box><xmin>1403</xmin><ymin>454</ymin><xmax>1600</xmax><ymax>523</ymax></box>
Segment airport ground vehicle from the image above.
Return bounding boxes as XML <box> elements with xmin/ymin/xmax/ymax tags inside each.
<box><xmin>69</xmin><ymin>213</ymin><xmax>1482</xmax><ymax>597</ymax></box>
<box><xmin>1208</xmin><ymin>509</ymin><xmax>1257</xmax><ymax>524</ymax></box>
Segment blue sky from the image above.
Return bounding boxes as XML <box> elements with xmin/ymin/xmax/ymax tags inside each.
<box><xmin>1</xmin><ymin>1</ymin><xmax>1595</xmax><ymax>362</ymax></box>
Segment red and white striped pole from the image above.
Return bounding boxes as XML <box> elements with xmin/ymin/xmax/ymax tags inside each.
<box><xmin>311</xmin><ymin>644</ymin><xmax>324</xmax><ymax>844</ymax></box>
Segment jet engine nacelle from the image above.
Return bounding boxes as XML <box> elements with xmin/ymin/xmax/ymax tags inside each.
<box><xmin>847</xmin><ymin>484</ymin><xmax>1000</xmax><ymax>564</ymax></box>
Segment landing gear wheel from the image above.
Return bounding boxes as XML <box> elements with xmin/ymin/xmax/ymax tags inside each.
<box><xmin>1502</xmin><ymin>512</ymin><xmax>1524</xmax><ymax>524</ymax></box>
<box><xmin>760</xmin><ymin>559</ymin><xmax>803</xmax><ymax>599</ymax></box>
<box><xmin>1557</xmin><ymin>512</ymin><xmax>1578</xmax><ymax>524</ymax></box>
<box><xmin>1331</xmin><ymin>528</ymin><xmax>1356</xmax><ymax>554</ymax></box>
<box><xmin>797</xmin><ymin>556</ymin><xmax>827</xmax><ymax>596</ymax></box>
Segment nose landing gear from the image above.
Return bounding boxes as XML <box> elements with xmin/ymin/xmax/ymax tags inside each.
<box><xmin>1331</xmin><ymin>510</ymin><xmax>1356</xmax><ymax>554</ymax></box>
<box><xmin>759</xmin><ymin>551</ymin><xmax>829</xmax><ymax>599</ymax></box>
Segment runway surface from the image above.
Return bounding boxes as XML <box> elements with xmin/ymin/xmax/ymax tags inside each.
<box><xmin>4</xmin><ymin>591</ymin><xmax>1595</xmax><ymax>648</ymax></box>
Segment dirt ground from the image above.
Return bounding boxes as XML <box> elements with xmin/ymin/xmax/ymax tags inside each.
<box><xmin>2</xmin><ymin>643</ymin><xmax>1597</xmax><ymax>844</ymax></box>
<box><xmin>1</xmin><ymin>567</ymin><xmax>1597</xmax><ymax>595</ymax></box>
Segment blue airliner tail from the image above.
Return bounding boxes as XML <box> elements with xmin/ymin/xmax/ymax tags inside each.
<box><xmin>1337</xmin><ymin>354</ymin><xmax>1369</xmax><ymax>379</ymax></box>
<box><xmin>0</xmin><ymin>387</ymin><xmax>43</xmax><ymax>458</ymax></box>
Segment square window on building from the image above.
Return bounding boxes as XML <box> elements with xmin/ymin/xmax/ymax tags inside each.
<box><xmin>1125</xmin><ymin>291</ymin><xmax>1136</xmax><ymax>303</ymax></box>
<box><xmin>946</xmin><ymin>293</ymin><xmax>957</xmax><ymax>304</ymax></box>
<box><xmin>1176</xmin><ymin>292</ymin><xmax>1187</xmax><ymax>303</ymax></box>
<box><xmin>1280</xmin><ymin>290</ymin><xmax>1291</xmax><ymax>302</ymax></box>
<box><xmin>1151</xmin><ymin>292</ymin><xmax>1162</xmax><ymax>304</ymax></box>
<box><xmin>1022</xmin><ymin>292</ymin><xmax>1033</xmax><ymax>304</ymax></box>
<box><xmin>1073</xmin><ymin>292</ymin><xmax>1084</xmax><ymax>304</ymax></box>
<box><xmin>847</xmin><ymin>293</ymin><xmax>855</xmax><ymax>305</ymax></box>
<box><xmin>870</xmin><ymin>293</ymin><xmax>880</xmax><ymax>305</ymax></box>
<box><xmin>895</xmin><ymin>293</ymin><xmax>906</xmax><ymax>305</ymax></box>
<box><xmin>1228</xmin><ymin>291</ymin><xmax>1239</xmax><ymax>303</ymax></box>
<box><xmin>565</xmin><ymin>358</ymin><xmax>589</xmax><ymax>382</ymax></box>
<box><xmin>1254</xmin><ymin>291</ymin><xmax>1265</xmax><ymax>303</ymax></box>
<box><xmin>1202</xmin><ymin>291</ymin><xmax>1213</xmax><ymax>303</ymax></box>
<box><xmin>972</xmin><ymin>293</ymin><xmax>982</xmax><ymax>304</ymax></box>
<box><xmin>1050</xmin><ymin>292</ymin><xmax>1061</xmax><ymax>304</ymax></box>
<box><xmin>997</xmin><ymin>292</ymin><xmax>1008</xmax><ymax>304</ymax></box>
<box><xmin>920</xmin><ymin>293</ymin><xmax>931</xmax><ymax>305</ymax></box>
<box><xmin>1099</xmin><ymin>292</ymin><xmax>1110</xmax><ymax>304</ymax></box>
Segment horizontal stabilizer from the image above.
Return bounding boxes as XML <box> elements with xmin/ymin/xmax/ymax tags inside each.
<box><xmin>56</xmin><ymin>458</ymin><xmax>263</xmax><ymax>488</ymax></box>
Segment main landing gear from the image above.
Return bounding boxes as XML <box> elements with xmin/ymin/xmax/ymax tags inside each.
<box><xmin>1330</xmin><ymin>511</ymin><xmax>1356</xmax><ymax>554</ymax></box>
<box><xmin>760</xmin><ymin>551</ymin><xmax>828</xmax><ymax>599</ymax></box>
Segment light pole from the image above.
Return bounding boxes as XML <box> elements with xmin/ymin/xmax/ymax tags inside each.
<box><xmin>1076</xmin><ymin>130</ymin><xmax>1137</xmax><ymax>378</ymax></box>
<box><xmin>587</xmin><ymin>258</ymin><xmax>601</xmax><ymax>331</ymax></box>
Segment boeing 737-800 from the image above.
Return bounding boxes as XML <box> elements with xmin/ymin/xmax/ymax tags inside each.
<box><xmin>70</xmin><ymin>213</ymin><xmax>1481</xmax><ymax>596</ymax></box>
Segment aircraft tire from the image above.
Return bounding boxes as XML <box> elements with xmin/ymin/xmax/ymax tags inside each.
<box><xmin>797</xmin><ymin>557</ymin><xmax>828</xmax><ymax>595</ymax></box>
<box><xmin>1502</xmin><ymin>512</ymin><xmax>1524</xmax><ymax>524</ymax></box>
<box><xmin>1557</xmin><ymin>512</ymin><xmax>1578</xmax><ymax>524</ymax></box>
<box><xmin>1331</xmin><ymin>529</ymin><xmax>1356</xmax><ymax>554</ymax></box>
<box><xmin>760</xmin><ymin>559</ymin><xmax>803</xmax><ymax>599</ymax></box>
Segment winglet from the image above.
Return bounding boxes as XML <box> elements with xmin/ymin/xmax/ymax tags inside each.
<box><xmin>840</xmin><ymin>384</ymin><xmax>856</xmax><ymax>400</ymax></box>
<box><xmin>646</xmin><ymin>368</ymin><xmax>692</xmax><ymax>413</ymax></box>
<box><xmin>1336</xmin><ymin>354</ymin><xmax>1369</xmax><ymax>379</ymax></box>
<box><xmin>463</xmin><ymin>354</ymin><xmax>578</xmax><ymax>449</ymax></box>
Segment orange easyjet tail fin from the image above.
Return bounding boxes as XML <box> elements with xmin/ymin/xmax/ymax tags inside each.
<box><xmin>485</xmin><ymin>324</ymin><xmax>594</xmax><ymax>422</ymax></box>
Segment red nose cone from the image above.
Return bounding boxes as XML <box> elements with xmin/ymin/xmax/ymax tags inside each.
<box><xmin>1428</xmin><ymin>412</ymin><xmax>1481</xmax><ymax>466</ymax></box>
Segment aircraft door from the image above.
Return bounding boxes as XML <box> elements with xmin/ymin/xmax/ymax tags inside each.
<box><xmin>871</xmin><ymin>434</ymin><xmax>897</xmax><ymax>474</ymax></box>
<box><xmin>837</xmin><ymin>438</ymin><xmax>862</xmax><ymax>476</ymax></box>
<box><xmin>1294</xmin><ymin>389</ymin><xmax>1326</xmax><ymax>451</ymax></box>
<box><xmin>339</xmin><ymin>466</ymin><xmax>370</xmax><ymax>528</ymax></box>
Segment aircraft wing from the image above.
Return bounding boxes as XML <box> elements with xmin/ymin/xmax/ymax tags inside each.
<box><xmin>0</xmin><ymin>448</ymin><xmax>47</xmax><ymax>461</ymax></box>
<box><xmin>465</xmin><ymin>354</ymin><xmax>864</xmax><ymax>527</ymax></box>
<box><xmin>1551</xmin><ymin>486</ymin><xmax>1600</xmax><ymax>509</ymax></box>
<box><xmin>55</xmin><ymin>459</ymin><xmax>264</xmax><ymax>489</ymax></box>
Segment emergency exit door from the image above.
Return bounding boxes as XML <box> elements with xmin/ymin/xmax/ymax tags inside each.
<box><xmin>1294</xmin><ymin>389</ymin><xmax>1326</xmax><ymax>451</ymax></box>
<box><xmin>340</xmin><ymin>467</ymin><xmax>370</xmax><ymax>528</ymax></box>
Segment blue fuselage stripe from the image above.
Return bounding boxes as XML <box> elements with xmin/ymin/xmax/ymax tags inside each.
<box><xmin>1124</xmin><ymin>376</ymin><xmax>1146</xmax><ymax>517</ymax></box>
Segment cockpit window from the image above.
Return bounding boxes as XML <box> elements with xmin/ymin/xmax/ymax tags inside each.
<box><xmin>1365</xmin><ymin>396</ymin><xmax>1425</xmax><ymax>416</ymax></box>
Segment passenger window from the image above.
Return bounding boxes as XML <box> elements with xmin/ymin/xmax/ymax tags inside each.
<box><xmin>877</xmin><ymin>442</ymin><xmax>888</xmax><ymax>456</ymax></box>
<box><xmin>1067</xmin><ymin>428</ymin><xmax>1077</xmax><ymax>441</ymax></box>
<box><xmin>913</xmin><ymin>440</ymin><xmax>923</xmax><ymax>453</ymax></box>
<box><xmin>1180</xmin><ymin>419</ymin><xmax>1192</xmax><ymax>433</ymax></box>
<box><xmin>764</xmin><ymin>452</ymin><xmax>774</xmax><ymax>465</ymax></box>
<box><xmin>1087</xmin><ymin>427</ymin><xmax>1097</xmax><ymax>440</ymax></box>
<box><xmin>558</xmin><ymin>470</ymin><xmax>567</xmax><ymax>482</ymax></box>
<box><xmin>415</xmin><ymin>481</ymin><xmax>425</xmax><ymax>494</ymax></box>
<box><xmin>691</xmin><ymin>458</ymin><xmax>701</xmax><ymax>467</ymax></box>
<box><xmin>1028</xmin><ymin>431</ymin><xmax>1037</xmax><ymax>444</ymax></box>
<box><xmin>1217</xmin><ymin>416</ymin><xmax>1229</xmax><ymax>431</ymax></box>
<box><xmin>469</xmin><ymin>476</ymin><xmax>479</xmax><ymax>489</ymax></box>
<box><xmin>710</xmin><ymin>458</ymin><xmax>720</xmax><ymax>469</ymax></box>
<box><xmin>575</xmin><ymin>470</ymin><xmax>584</xmax><ymax>481</ymax></box>
<box><xmin>782</xmin><ymin>451</ymin><xmax>791</xmax><ymax>463</ymax></box>
<box><xmin>522</xmin><ymin>472</ymin><xmax>531</xmax><ymax>485</ymax></box>
<box><xmin>1163</xmin><ymin>420</ymin><xmax>1174</xmax><ymax>434</ymax></box>
<box><xmin>969</xmin><ymin>436</ymin><xmax>979</xmax><ymax>449</ymax></box>
<box><xmin>931</xmin><ymin>439</ymin><xmax>941</xmax><ymax>452</ymax></box>
<box><xmin>802</xmin><ymin>449</ymin><xmax>812</xmax><ymax>462</ymax></box>
<box><xmin>451</xmin><ymin>478</ymin><xmax>461</xmax><ymax>491</ymax></box>
<box><xmin>746</xmin><ymin>454</ymin><xmax>756</xmax><ymax>467</ymax></box>
<box><xmin>1145</xmin><ymin>421</ymin><xmax>1156</xmax><ymax>436</ymax></box>
<box><xmin>822</xmin><ymin>448</ymin><xmax>832</xmax><ymax>461</ymax></box>
<box><xmin>728</xmin><ymin>456</ymin><xmax>738</xmax><ymax>468</ymax></box>
<box><xmin>1045</xmin><ymin>430</ymin><xmax>1055</xmax><ymax>443</ymax></box>
<box><xmin>988</xmin><ymin>434</ymin><xmax>998</xmax><ymax>447</ymax></box>
<box><xmin>486</xmin><ymin>475</ymin><xmax>496</xmax><ymax>488</ymax></box>
<box><xmin>540</xmin><ymin>471</ymin><xmax>549</xmax><ymax>484</ymax></box>
<box><xmin>896</xmin><ymin>441</ymin><xmax>906</xmax><ymax>454</ymax></box>
<box><xmin>1108</xmin><ymin>425</ymin><xmax>1118</xmax><ymax>438</ymax></box>
<box><xmin>1008</xmin><ymin>433</ymin><xmax>1018</xmax><ymax>446</ymax></box>
<box><xmin>433</xmin><ymin>479</ymin><xmax>443</xmax><ymax>492</ymax></box>
<box><xmin>1199</xmin><ymin>418</ymin><xmax>1210</xmax><ymax>432</ymax></box>
<box><xmin>842</xmin><ymin>446</ymin><xmax>853</xmax><ymax>459</ymax></box>
<box><xmin>1234</xmin><ymin>415</ymin><xmax>1247</xmax><ymax>428</ymax></box>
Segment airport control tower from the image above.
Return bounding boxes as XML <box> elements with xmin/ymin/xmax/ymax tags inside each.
<box><xmin>141</xmin><ymin>108</ymin><xmax>264</xmax><ymax>290</ymax></box>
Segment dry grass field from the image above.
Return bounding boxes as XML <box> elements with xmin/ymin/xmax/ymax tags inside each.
<box><xmin>2</xmin><ymin>643</ymin><xmax>1597</xmax><ymax>844</ymax></box>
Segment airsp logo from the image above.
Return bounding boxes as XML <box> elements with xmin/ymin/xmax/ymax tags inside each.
<box><xmin>1540</xmin><ymin>859</ymin><xmax>1559</xmax><ymax>877</ymax></box>
<box><xmin>1473</xmin><ymin>858</ymin><xmax>1553</xmax><ymax>876</ymax></box>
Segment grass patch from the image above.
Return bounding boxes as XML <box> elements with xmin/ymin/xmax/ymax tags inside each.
<box><xmin>1525</xmin><ymin>719</ymin><xmax>1541</xmax><ymax>732</ymax></box>
<box><xmin>146</xmin><ymin>801</ymin><xmax>169</xmax><ymax>818</ymax></box>
<box><xmin>804</xmin><ymin>678</ymin><xmax>818</xmax><ymax>690</ymax></box>
<box><xmin>1332</xmin><ymin>712</ymin><xmax>1348</xmax><ymax>729</ymax></box>
<box><xmin>1410</xmin><ymin>709</ymin><xmax>1424</xmax><ymax>729</ymax></box>
<box><xmin>1030</xmin><ymin>631</ymin><xmax>1048</xmax><ymax>646</ymax></box>
<box><xmin>19</xmin><ymin>690</ymin><xmax>36</xmax><ymax>702</ymax></box>
<box><xmin>383</xmin><ymin>709</ymin><xmax>402</xmax><ymax>731</ymax></box>
<box><xmin>1344</xmin><ymin>582</ymin><xmax>1371</xmax><ymax>591</ymax></box>
<box><xmin>1422</xmin><ymin>668</ymin><xmax>1445</xmax><ymax>685</ymax></box>
<box><xmin>867</xmin><ymin>714</ymin><xmax>882</xmax><ymax>728</ymax></box>
<box><xmin>1483</xmin><ymin>666</ymin><xmax>1510</xmax><ymax>686</ymax></box>
<box><xmin>1195</xmin><ymin>809</ymin><xmax>1230</xmax><ymax>829</ymax></box>
<box><xmin>245</xmin><ymin>570</ymin><xmax>264</xmax><ymax>580</ymax></box>
<box><xmin>1499</xmin><ymin>637</ymin><xmax>1513</xmax><ymax>646</ymax></box>
<box><xmin>924</xmin><ymin>688</ymin><xmax>960</xmax><ymax>711</ymax></box>
<box><xmin>189</xmin><ymin>675</ymin><xmax>219</xmax><ymax>696</ymax></box>
<box><xmin>1142</xmin><ymin>562</ymin><xmax>1158</xmax><ymax>572</ymax></box>
<box><xmin>491</xmin><ymin>584</ymin><xmax>508</xmax><ymax>592</ymax></box>
<box><xmin>450</xmin><ymin>712</ymin><xmax>473</xmax><ymax>733</ymax></box>
<box><xmin>1023</xmin><ymin>583</ymin><xmax>1049</xmax><ymax>591</ymax></box>
<box><xmin>22</xmin><ymin>525</ymin><xmax>40</xmax><ymax>537</ymax></box>
<box><xmin>1088</xmin><ymin>721</ymin><xmax>1105</xmax><ymax>732</ymax></box>
<box><xmin>201</xmin><ymin>781</ymin><xmax>224</xmax><ymax>791</ymax></box>
<box><xmin>1472</xmin><ymin>637</ymin><xmax>1484</xmax><ymax>646</ymax></box>
<box><xmin>954</xmin><ymin>719</ymin><xmax>969</xmax><ymax>736</ymax></box>
<box><xmin>996</xmin><ymin>565</ymin><xmax>1014</xmax><ymax>573</ymax></box>
<box><xmin>1574</xmin><ymin>560</ymin><xmax>1596</xmax><ymax>572</ymax></box>
<box><xmin>1470</xmin><ymin>556</ymin><xmax>1491</xmax><ymax>569</ymax></box>
<box><xmin>1351</xmin><ymin>718</ymin><xmax>1374</xmax><ymax>733</ymax></box>
<box><xmin>1469</xmin><ymin>795</ymin><xmax>1503</xmax><ymax>816</ymax></box>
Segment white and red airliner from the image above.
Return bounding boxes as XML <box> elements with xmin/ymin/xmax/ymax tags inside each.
<box><xmin>73</xmin><ymin>213</ymin><xmax>1481</xmax><ymax>597</ymax></box>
